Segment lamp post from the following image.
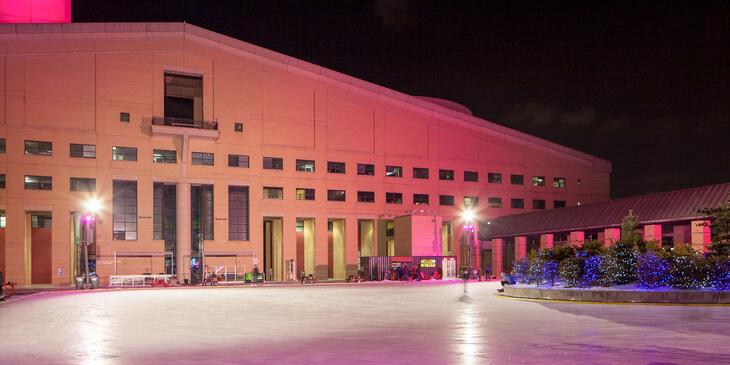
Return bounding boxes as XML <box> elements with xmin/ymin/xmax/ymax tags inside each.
<box><xmin>461</xmin><ymin>208</ymin><xmax>476</xmax><ymax>294</ymax></box>
<box><xmin>82</xmin><ymin>198</ymin><xmax>101</xmax><ymax>289</ymax></box>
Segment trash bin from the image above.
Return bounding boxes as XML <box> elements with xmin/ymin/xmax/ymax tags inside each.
<box><xmin>90</xmin><ymin>274</ymin><xmax>99</xmax><ymax>289</ymax></box>
<box><xmin>75</xmin><ymin>276</ymin><xmax>84</xmax><ymax>289</ymax></box>
<box><xmin>245</xmin><ymin>272</ymin><xmax>252</xmax><ymax>283</ymax></box>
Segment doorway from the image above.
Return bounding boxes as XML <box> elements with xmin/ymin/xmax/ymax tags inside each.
<box><xmin>30</xmin><ymin>213</ymin><xmax>53</xmax><ymax>284</ymax></box>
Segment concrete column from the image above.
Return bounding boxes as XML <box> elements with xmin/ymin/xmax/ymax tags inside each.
<box><xmin>569</xmin><ymin>231</ymin><xmax>585</xmax><ymax>247</ymax></box>
<box><xmin>491</xmin><ymin>238</ymin><xmax>503</xmax><ymax>279</ymax></box>
<box><xmin>604</xmin><ymin>228</ymin><xmax>620</xmax><ymax>245</ymax></box>
<box><xmin>271</xmin><ymin>218</ymin><xmax>283</xmax><ymax>281</ymax></box>
<box><xmin>643</xmin><ymin>224</ymin><xmax>663</xmax><ymax>246</ymax></box>
<box><xmin>515</xmin><ymin>236</ymin><xmax>527</xmax><ymax>260</ymax></box>
<box><xmin>314</xmin><ymin>216</ymin><xmax>329</xmax><ymax>279</ymax></box>
<box><xmin>345</xmin><ymin>217</ymin><xmax>358</xmax><ymax>277</ymax></box>
<box><xmin>176</xmin><ymin>182</ymin><xmax>191</xmax><ymax>281</ymax></box>
<box><xmin>303</xmin><ymin>219</ymin><xmax>315</xmax><ymax>276</ymax></box>
<box><xmin>690</xmin><ymin>220</ymin><xmax>712</xmax><ymax>253</ymax></box>
<box><xmin>539</xmin><ymin>233</ymin><xmax>554</xmax><ymax>250</ymax></box>
<box><xmin>359</xmin><ymin>220</ymin><xmax>375</xmax><ymax>257</ymax></box>
<box><xmin>673</xmin><ymin>224</ymin><xmax>690</xmax><ymax>245</ymax></box>
<box><xmin>332</xmin><ymin>219</ymin><xmax>346</xmax><ymax>280</ymax></box>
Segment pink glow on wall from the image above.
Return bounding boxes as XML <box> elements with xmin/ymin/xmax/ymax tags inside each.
<box><xmin>0</xmin><ymin>0</ymin><xmax>70</xmax><ymax>23</ymax></box>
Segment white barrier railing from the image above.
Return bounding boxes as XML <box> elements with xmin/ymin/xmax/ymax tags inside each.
<box><xmin>210</xmin><ymin>266</ymin><xmax>246</xmax><ymax>283</ymax></box>
<box><xmin>109</xmin><ymin>274</ymin><xmax>174</xmax><ymax>287</ymax></box>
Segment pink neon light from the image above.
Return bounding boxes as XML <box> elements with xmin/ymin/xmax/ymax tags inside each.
<box><xmin>0</xmin><ymin>0</ymin><xmax>71</xmax><ymax>23</ymax></box>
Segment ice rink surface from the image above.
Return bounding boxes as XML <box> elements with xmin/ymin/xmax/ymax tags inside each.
<box><xmin>0</xmin><ymin>281</ymin><xmax>728</xmax><ymax>365</ymax></box>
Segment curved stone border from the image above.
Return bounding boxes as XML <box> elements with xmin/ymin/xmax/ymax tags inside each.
<box><xmin>502</xmin><ymin>285</ymin><xmax>730</xmax><ymax>304</ymax></box>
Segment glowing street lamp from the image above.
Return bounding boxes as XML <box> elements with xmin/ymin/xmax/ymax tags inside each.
<box><xmin>461</xmin><ymin>208</ymin><xmax>477</xmax><ymax>293</ymax></box>
<box><xmin>82</xmin><ymin>198</ymin><xmax>101</xmax><ymax>289</ymax></box>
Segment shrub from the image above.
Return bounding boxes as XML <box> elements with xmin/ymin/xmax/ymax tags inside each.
<box><xmin>603</xmin><ymin>242</ymin><xmax>637</xmax><ymax>285</ymax></box>
<box><xmin>636</xmin><ymin>252</ymin><xmax>671</xmax><ymax>288</ymax></box>
<box><xmin>581</xmin><ymin>240</ymin><xmax>605</xmax><ymax>256</ymax></box>
<box><xmin>512</xmin><ymin>259</ymin><xmax>531</xmax><ymax>284</ymax></box>
<box><xmin>559</xmin><ymin>257</ymin><xmax>583</xmax><ymax>287</ymax></box>
<box><xmin>581</xmin><ymin>255</ymin><xmax>603</xmax><ymax>287</ymax></box>
<box><xmin>670</xmin><ymin>245</ymin><xmax>705</xmax><ymax>289</ymax></box>
<box><xmin>541</xmin><ymin>261</ymin><xmax>559</xmax><ymax>286</ymax></box>
<box><xmin>552</xmin><ymin>245</ymin><xmax>576</xmax><ymax>262</ymax></box>
<box><xmin>709</xmin><ymin>257</ymin><xmax>730</xmax><ymax>290</ymax></box>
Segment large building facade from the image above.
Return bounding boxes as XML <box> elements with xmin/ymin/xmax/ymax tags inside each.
<box><xmin>0</xmin><ymin>23</ymin><xmax>610</xmax><ymax>286</ymax></box>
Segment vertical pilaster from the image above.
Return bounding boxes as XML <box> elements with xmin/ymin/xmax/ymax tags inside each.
<box><xmin>515</xmin><ymin>236</ymin><xmax>527</xmax><ymax>260</ymax></box>
<box><xmin>540</xmin><ymin>233</ymin><xmax>554</xmax><ymax>250</ymax></box>
<box><xmin>643</xmin><ymin>224</ymin><xmax>663</xmax><ymax>246</ymax></box>
<box><xmin>690</xmin><ymin>220</ymin><xmax>711</xmax><ymax>253</ymax></box>
<box><xmin>303</xmin><ymin>218</ymin><xmax>315</xmax><ymax>276</ymax></box>
<box><xmin>569</xmin><ymin>231</ymin><xmax>585</xmax><ymax>247</ymax></box>
<box><xmin>176</xmin><ymin>182</ymin><xmax>190</xmax><ymax>281</ymax></box>
<box><xmin>492</xmin><ymin>238</ymin><xmax>503</xmax><ymax>279</ymax></box>
<box><xmin>604</xmin><ymin>228</ymin><xmax>620</xmax><ymax>245</ymax></box>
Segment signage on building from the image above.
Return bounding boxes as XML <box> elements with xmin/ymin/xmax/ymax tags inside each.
<box><xmin>419</xmin><ymin>259</ymin><xmax>436</xmax><ymax>268</ymax></box>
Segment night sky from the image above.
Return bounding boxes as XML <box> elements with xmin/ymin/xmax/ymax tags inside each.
<box><xmin>73</xmin><ymin>1</ymin><xmax>729</xmax><ymax>198</ymax></box>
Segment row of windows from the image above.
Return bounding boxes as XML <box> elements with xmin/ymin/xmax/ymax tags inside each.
<box><xmin>9</xmin><ymin>139</ymin><xmax>574</xmax><ymax>187</ymax></box>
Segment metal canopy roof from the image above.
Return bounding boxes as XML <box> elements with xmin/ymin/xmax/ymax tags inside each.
<box><xmin>480</xmin><ymin>183</ymin><xmax>730</xmax><ymax>239</ymax></box>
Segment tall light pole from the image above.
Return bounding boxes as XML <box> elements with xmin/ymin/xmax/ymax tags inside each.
<box><xmin>461</xmin><ymin>208</ymin><xmax>476</xmax><ymax>294</ymax></box>
<box><xmin>83</xmin><ymin>198</ymin><xmax>101</xmax><ymax>289</ymax></box>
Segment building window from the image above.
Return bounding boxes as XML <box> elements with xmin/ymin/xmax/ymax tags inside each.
<box><xmin>413</xmin><ymin>167</ymin><xmax>429</xmax><ymax>179</ymax></box>
<box><xmin>385</xmin><ymin>165</ymin><xmax>402</xmax><ymax>177</ymax></box>
<box><xmin>31</xmin><ymin>214</ymin><xmax>52</xmax><ymax>228</ymax></box>
<box><xmin>228</xmin><ymin>154</ymin><xmax>250</xmax><ymax>168</ymax></box>
<box><xmin>554</xmin><ymin>200</ymin><xmax>567</xmax><ymax>208</ymax></box>
<box><xmin>70</xmin><ymin>143</ymin><xmax>96</xmax><ymax>158</ymax></box>
<box><xmin>113</xmin><ymin>180</ymin><xmax>137</xmax><ymax>240</ymax></box>
<box><xmin>112</xmin><ymin>146</ymin><xmax>137</xmax><ymax>161</ymax></box>
<box><xmin>263</xmin><ymin>157</ymin><xmax>283</xmax><ymax>170</ymax></box>
<box><xmin>296</xmin><ymin>159</ymin><xmax>316</xmax><ymax>172</ymax></box>
<box><xmin>511</xmin><ymin>198</ymin><xmax>524</xmax><ymax>209</ymax></box>
<box><xmin>511</xmin><ymin>174</ymin><xmax>524</xmax><ymax>185</ymax></box>
<box><xmin>414</xmin><ymin>194</ymin><xmax>429</xmax><ymax>205</ymax></box>
<box><xmin>439</xmin><ymin>195</ymin><xmax>454</xmax><ymax>206</ymax></box>
<box><xmin>120</xmin><ymin>112</ymin><xmax>130</xmax><ymax>122</ymax></box>
<box><xmin>439</xmin><ymin>169</ymin><xmax>454</xmax><ymax>181</ymax></box>
<box><xmin>487</xmin><ymin>197</ymin><xmax>502</xmax><ymax>208</ymax></box>
<box><xmin>532</xmin><ymin>176</ymin><xmax>546</xmax><ymax>187</ymax></box>
<box><xmin>24</xmin><ymin>140</ymin><xmax>52</xmax><ymax>156</ymax></box>
<box><xmin>24</xmin><ymin>175</ymin><xmax>52</xmax><ymax>190</ymax></box>
<box><xmin>234</xmin><ymin>122</ymin><xmax>244</xmax><ymax>132</ymax></box>
<box><xmin>386</xmin><ymin>192</ymin><xmax>403</xmax><ymax>204</ymax></box>
<box><xmin>229</xmin><ymin>186</ymin><xmax>249</xmax><ymax>241</ymax></box>
<box><xmin>263</xmin><ymin>187</ymin><xmax>284</xmax><ymax>200</ymax></box>
<box><xmin>0</xmin><ymin>174</ymin><xmax>5</xmax><ymax>189</ymax></box>
<box><xmin>553</xmin><ymin>177</ymin><xmax>567</xmax><ymax>188</ymax></box>
<box><xmin>0</xmin><ymin>212</ymin><xmax>5</xmax><ymax>228</ymax></box>
<box><xmin>192</xmin><ymin>184</ymin><xmax>214</xmax><ymax>241</ymax></box>
<box><xmin>192</xmin><ymin>152</ymin><xmax>214</xmax><ymax>166</ymax></box>
<box><xmin>70</xmin><ymin>177</ymin><xmax>96</xmax><ymax>192</ymax></box>
<box><xmin>357</xmin><ymin>191</ymin><xmax>375</xmax><ymax>203</ymax></box>
<box><xmin>533</xmin><ymin>199</ymin><xmax>546</xmax><ymax>209</ymax></box>
<box><xmin>327</xmin><ymin>161</ymin><xmax>346</xmax><ymax>174</ymax></box>
<box><xmin>465</xmin><ymin>196</ymin><xmax>480</xmax><ymax>208</ymax></box>
<box><xmin>328</xmin><ymin>189</ymin><xmax>346</xmax><ymax>202</ymax></box>
<box><xmin>357</xmin><ymin>163</ymin><xmax>374</xmax><ymax>176</ymax></box>
<box><xmin>0</xmin><ymin>138</ymin><xmax>5</xmax><ymax>153</ymax></box>
<box><xmin>488</xmin><ymin>173</ymin><xmax>502</xmax><ymax>184</ymax></box>
<box><xmin>153</xmin><ymin>183</ymin><xmax>176</xmax><ymax>243</ymax></box>
<box><xmin>296</xmin><ymin>188</ymin><xmax>315</xmax><ymax>201</ymax></box>
<box><xmin>153</xmin><ymin>149</ymin><xmax>177</xmax><ymax>164</ymax></box>
<box><xmin>464</xmin><ymin>171</ymin><xmax>479</xmax><ymax>182</ymax></box>
<box><xmin>165</xmin><ymin>73</ymin><xmax>203</xmax><ymax>123</ymax></box>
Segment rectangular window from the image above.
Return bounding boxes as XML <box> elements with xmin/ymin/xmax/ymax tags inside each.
<box><xmin>328</xmin><ymin>189</ymin><xmax>346</xmax><ymax>202</ymax></box>
<box><xmin>229</xmin><ymin>186</ymin><xmax>249</xmax><ymax>241</ymax></box>
<box><xmin>120</xmin><ymin>112</ymin><xmax>130</xmax><ymax>122</ymax></box>
<box><xmin>487</xmin><ymin>197</ymin><xmax>502</xmax><ymax>208</ymax></box>
<box><xmin>553</xmin><ymin>177</ymin><xmax>567</xmax><ymax>188</ymax></box>
<box><xmin>357</xmin><ymin>163</ymin><xmax>375</xmax><ymax>176</ymax></box>
<box><xmin>228</xmin><ymin>154</ymin><xmax>250</xmax><ymax>168</ymax></box>
<box><xmin>263</xmin><ymin>187</ymin><xmax>284</xmax><ymax>200</ymax></box>
<box><xmin>70</xmin><ymin>143</ymin><xmax>96</xmax><ymax>158</ymax></box>
<box><xmin>385</xmin><ymin>165</ymin><xmax>403</xmax><ymax>177</ymax></box>
<box><xmin>414</xmin><ymin>194</ymin><xmax>429</xmax><ymax>205</ymax></box>
<box><xmin>165</xmin><ymin>73</ymin><xmax>202</xmax><ymax>122</ymax></box>
<box><xmin>413</xmin><ymin>167</ymin><xmax>429</xmax><ymax>179</ymax></box>
<box><xmin>24</xmin><ymin>175</ymin><xmax>52</xmax><ymax>190</ymax></box>
<box><xmin>234</xmin><ymin>122</ymin><xmax>244</xmax><ymax>132</ymax></box>
<box><xmin>532</xmin><ymin>176</ymin><xmax>546</xmax><ymax>187</ymax></box>
<box><xmin>112</xmin><ymin>146</ymin><xmax>137</xmax><ymax>161</ymax></box>
<box><xmin>192</xmin><ymin>152</ymin><xmax>214</xmax><ymax>166</ymax></box>
<box><xmin>0</xmin><ymin>174</ymin><xmax>5</xmax><ymax>189</ymax></box>
<box><xmin>357</xmin><ymin>191</ymin><xmax>375</xmax><ymax>203</ymax></box>
<box><xmin>296</xmin><ymin>159</ymin><xmax>316</xmax><ymax>172</ymax></box>
<box><xmin>488</xmin><ymin>173</ymin><xmax>502</xmax><ymax>184</ymax></box>
<box><xmin>386</xmin><ymin>192</ymin><xmax>403</xmax><ymax>204</ymax></box>
<box><xmin>0</xmin><ymin>138</ymin><xmax>5</xmax><ymax>153</ymax></box>
<box><xmin>439</xmin><ymin>195</ymin><xmax>454</xmax><ymax>206</ymax></box>
<box><xmin>439</xmin><ymin>169</ymin><xmax>454</xmax><ymax>181</ymax></box>
<box><xmin>24</xmin><ymin>140</ymin><xmax>52</xmax><ymax>156</ymax></box>
<box><xmin>327</xmin><ymin>161</ymin><xmax>346</xmax><ymax>174</ymax></box>
<box><xmin>296</xmin><ymin>188</ymin><xmax>315</xmax><ymax>201</ymax></box>
<box><xmin>0</xmin><ymin>212</ymin><xmax>5</xmax><ymax>228</ymax></box>
<box><xmin>465</xmin><ymin>196</ymin><xmax>480</xmax><ymax>208</ymax></box>
<box><xmin>113</xmin><ymin>180</ymin><xmax>137</xmax><ymax>240</ymax></box>
<box><xmin>70</xmin><ymin>177</ymin><xmax>96</xmax><ymax>192</ymax></box>
<box><xmin>533</xmin><ymin>199</ymin><xmax>546</xmax><ymax>209</ymax></box>
<box><xmin>554</xmin><ymin>200</ymin><xmax>567</xmax><ymax>208</ymax></box>
<box><xmin>192</xmin><ymin>184</ymin><xmax>214</xmax><ymax>241</ymax></box>
<box><xmin>464</xmin><ymin>171</ymin><xmax>479</xmax><ymax>182</ymax></box>
<box><xmin>153</xmin><ymin>149</ymin><xmax>177</xmax><ymax>164</ymax></box>
<box><xmin>153</xmin><ymin>183</ymin><xmax>176</xmax><ymax>242</ymax></box>
<box><xmin>31</xmin><ymin>214</ymin><xmax>52</xmax><ymax>228</ymax></box>
<box><xmin>263</xmin><ymin>157</ymin><xmax>283</xmax><ymax>170</ymax></box>
<box><xmin>511</xmin><ymin>174</ymin><xmax>524</xmax><ymax>185</ymax></box>
<box><xmin>511</xmin><ymin>198</ymin><xmax>525</xmax><ymax>209</ymax></box>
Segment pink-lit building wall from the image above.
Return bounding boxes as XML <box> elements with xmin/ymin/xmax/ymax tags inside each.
<box><xmin>0</xmin><ymin>0</ymin><xmax>70</xmax><ymax>23</ymax></box>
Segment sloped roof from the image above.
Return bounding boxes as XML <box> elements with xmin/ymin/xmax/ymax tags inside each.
<box><xmin>480</xmin><ymin>183</ymin><xmax>730</xmax><ymax>239</ymax></box>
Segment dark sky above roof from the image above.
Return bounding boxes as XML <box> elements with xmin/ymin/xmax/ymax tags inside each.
<box><xmin>72</xmin><ymin>0</ymin><xmax>730</xmax><ymax>198</ymax></box>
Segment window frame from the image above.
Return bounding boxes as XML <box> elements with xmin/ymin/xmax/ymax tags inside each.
<box><xmin>385</xmin><ymin>192</ymin><xmax>403</xmax><ymax>204</ymax></box>
<box><xmin>511</xmin><ymin>198</ymin><xmax>525</xmax><ymax>209</ymax></box>
<box><xmin>262</xmin><ymin>186</ymin><xmax>284</xmax><ymax>200</ymax></box>
<box><xmin>357</xmin><ymin>163</ymin><xmax>375</xmax><ymax>176</ymax></box>
<box><xmin>439</xmin><ymin>169</ymin><xmax>454</xmax><ymax>181</ymax></box>
<box><xmin>510</xmin><ymin>174</ymin><xmax>524</xmax><ymax>185</ymax></box>
<box><xmin>357</xmin><ymin>191</ymin><xmax>375</xmax><ymax>203</ymax></box>
<box><xmin>295</xmin><ymin>159</ymin><xmax>316</xmax><ymax>172</ymax></box>
<box><xmin>327</xmin><ymin>161</ymin><xmax>346</xmax><ymax>174</ymax></box>
<box><xmin>296</xmin><ymin>188</ymin><xmax>316</xmax><ymax>201</ymax></box>
<box><xmin>487</xmin><ymin>172</ymin><xmax>502</xmax><ymax>184</ymax></box>
<box><xmin>191</xmin><ymin>152</ymin><xmax>214</xmax><ymax>166</ymax></box>
<box><xmin>413</xmin><ymin>193</ymin><xmax>430</xmax><ymax>205</ymax></box>
<box><xmin>263</xmin><ymin>157</ymin><xmax>284</xmax><ymax>170</ymax></box>
<box><xmin>70</xmin><ymin>143</ymin><xmax>96</xmax><ymax>159</ymax></box>
<box><xmin>327</xmin><ymin>189</ymin><xmax>346</xmax><ymax>202</ymax></box>
<box><xmin>24</xmin><ymin>140</ymin><xmax>53</xmax><ymax>156</ymax></box>
<box><xmin>385</xmin><ymin>165</ymin><xmax>403</xmax><ymax>177</ymax></box>
<box><xmin>70</xmin><ymin>177</ymin><xmax>96</xmax><ymax>192</ymax></box>
<box><xmin>228</xmin><ymin>154</ymin><xmax>250</xmax><ymax>168</ymax></box>
<box><xmin>24</xmin><ymin>175</ymin><xmax>52</xmax><ymax>190</ymax></box>
<box><xmin>463</xmin><ymin>171</ymin><xmax>479</xmax><ymax>182</ymax></box>
<box><xmin>532</xmin><ymin>176</ymin><xmax>546</xmax><ymax>187</ymax></box>
<box><xmin>112</xmin><ymin>146</ymin><xmax>138</xmax><ymax>161</ymax></box>
<box><xmin>152</xmin><ymin>149</ymin><xmax>177</xmax><ymax>164</ymax></box>
<box><xmin>413</xmin><ymin>167</ymin><xmax>429</xmax><ymax>179</ymax></box>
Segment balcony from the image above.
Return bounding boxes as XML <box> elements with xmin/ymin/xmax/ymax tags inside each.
<box><xmin>150</xmin><ymin>116</ymin><xmax>219</xmax><ymax>140</ymax></box>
